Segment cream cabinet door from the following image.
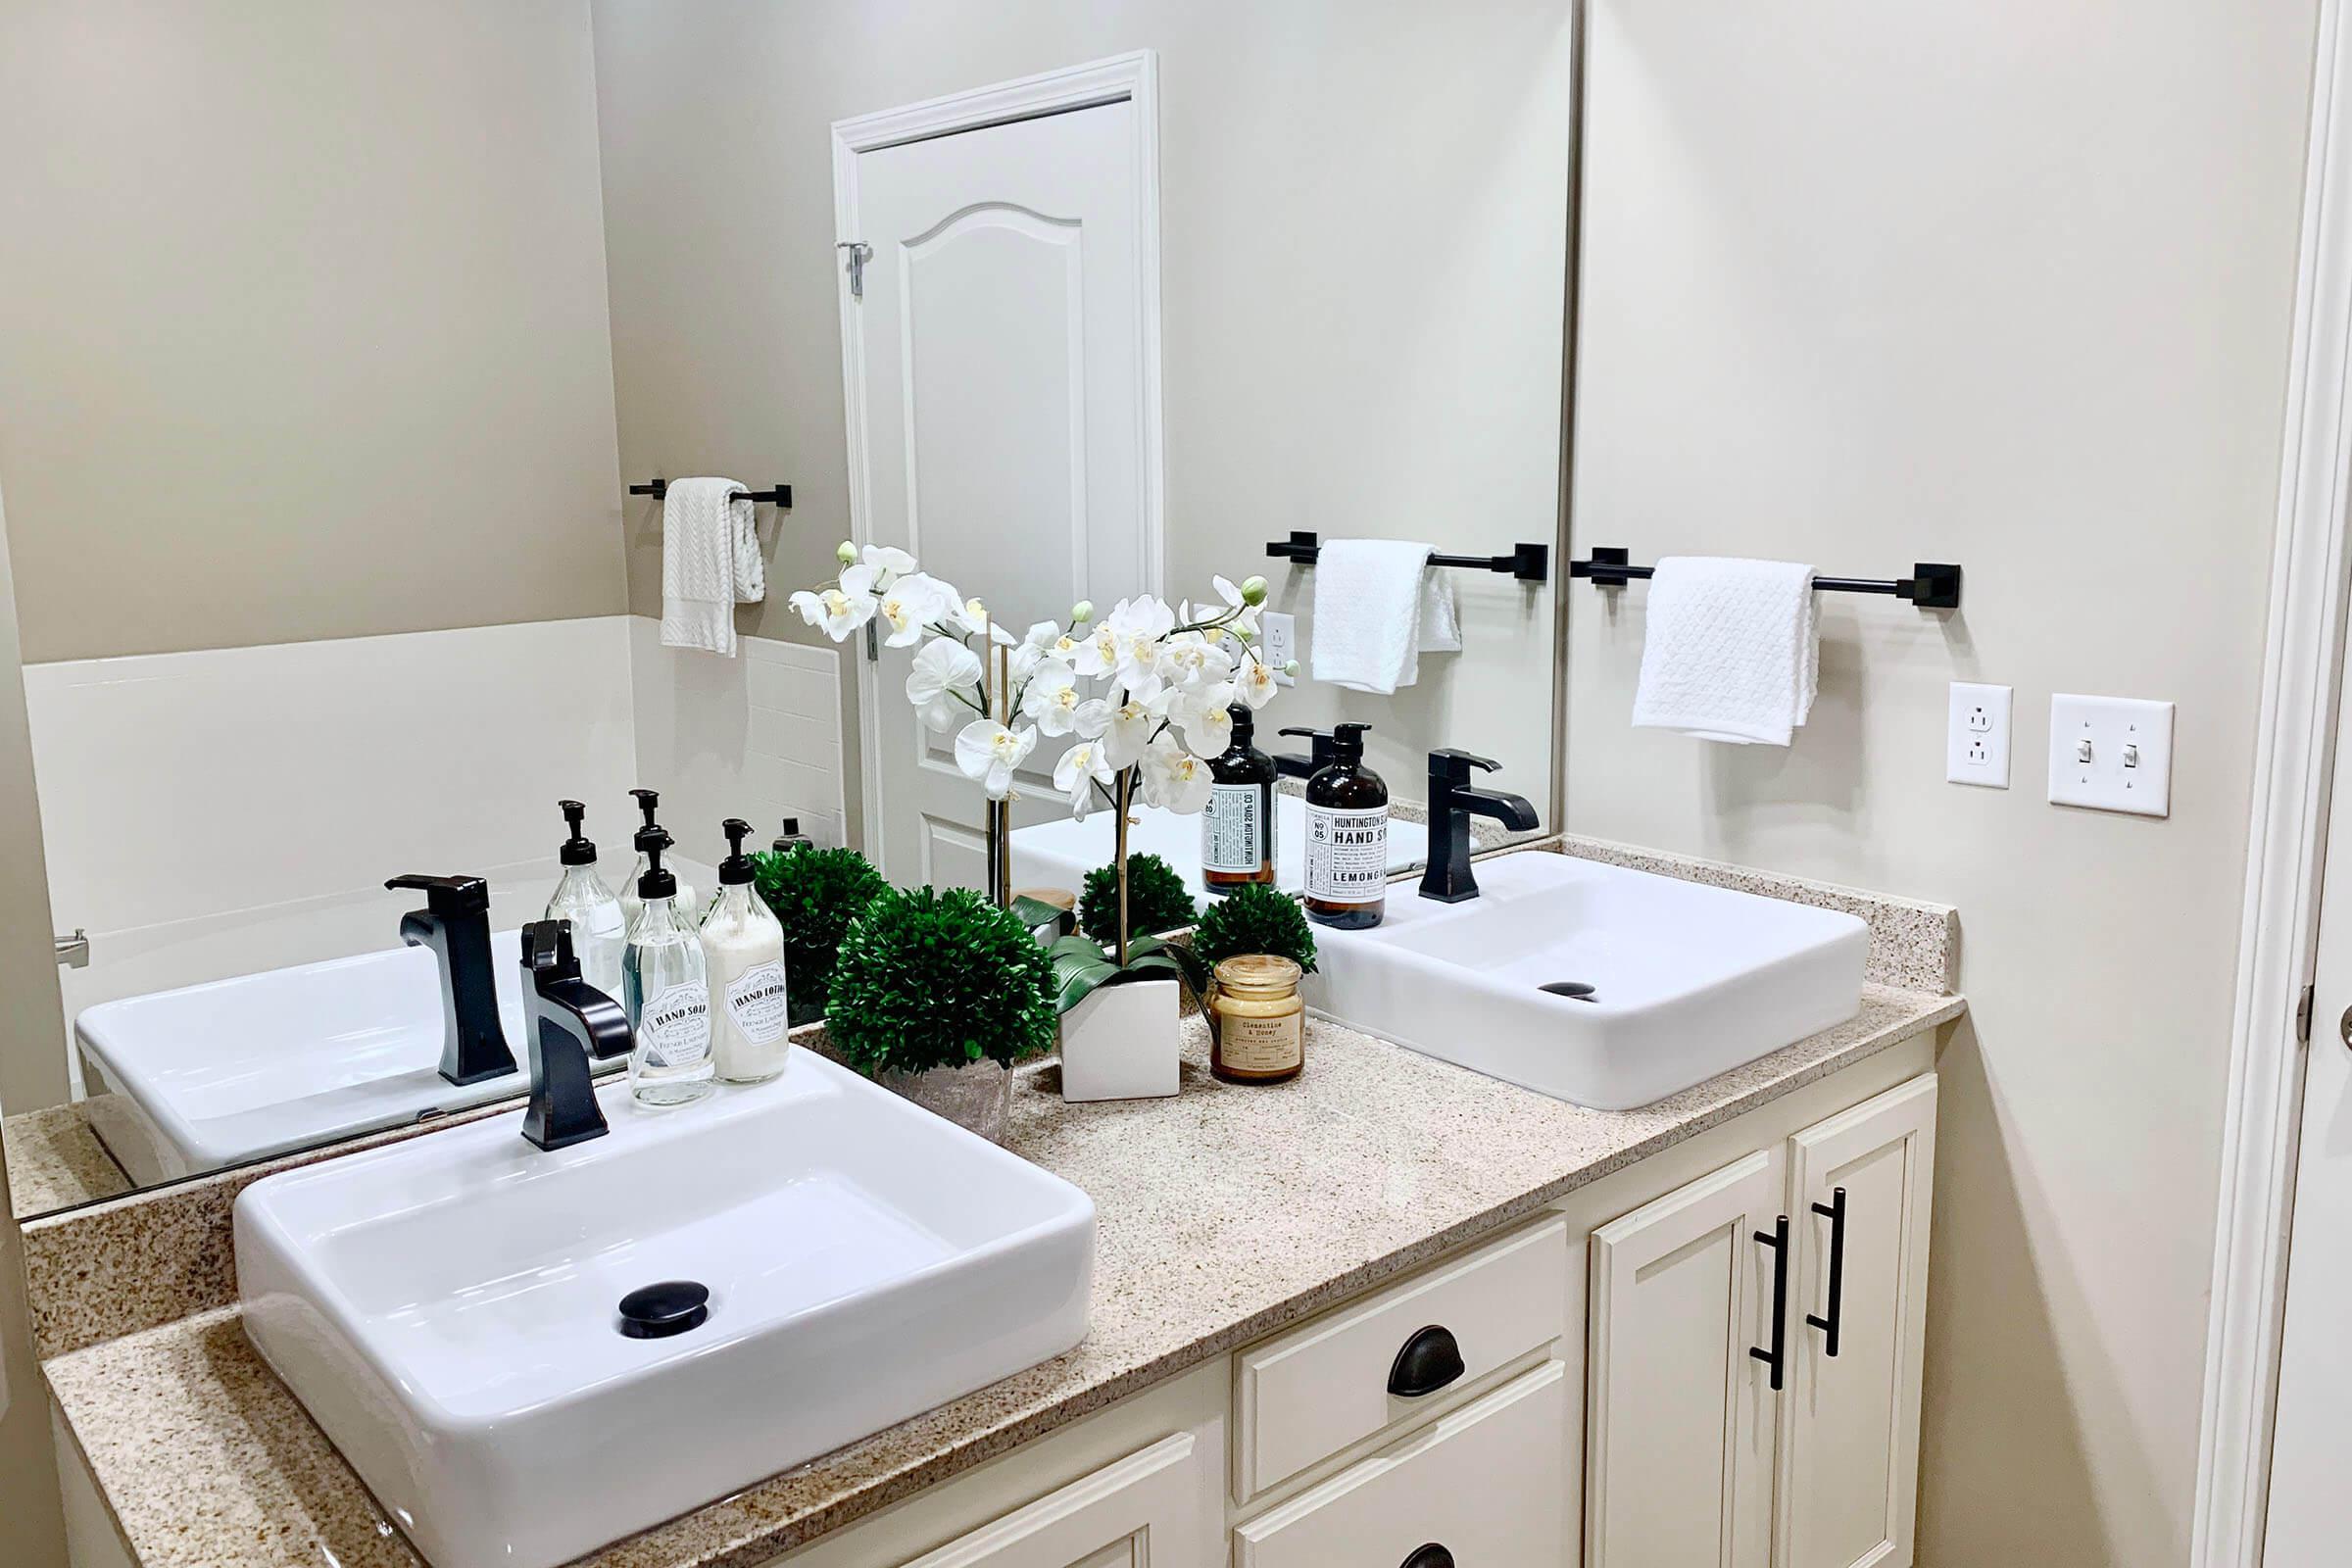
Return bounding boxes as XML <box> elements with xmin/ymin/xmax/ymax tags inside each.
<box><xmin>1587</xmin><ymin>1147</ymin><xmax>1787</xmax><ymax>1568</ymax></box>
<box><xmin>900</xmin><ymin>1433</ymin><xmax>1211</xmax><ymax>1568</ymax></box>
<box><xmin>1776</xmin><ymin>1075</ymin><xmax>1937</xmax><ymax>1568</ymax></box>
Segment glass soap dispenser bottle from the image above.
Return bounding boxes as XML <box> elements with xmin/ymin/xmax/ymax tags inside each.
<box><xmin>543</xmin><ymin>799</ymin><xmax>626</xmax><ymax>998</ymax></box>
<box><xmin>1201</xmin><ymin>703</ymin><xmax>1278</xmax><ymax>895</ymax></box>
<box><xmin>622</xmin><ymin>788</ymin><xmax>701</xmax><ymax>932</ymax></box>
<box><xmin>701</xmin><ymin>818</ymin><xmax>791</xmax><ymax>1085</ymax></box>
<box><xmin>621</xmin><ymin>830</ymin><xmax>715</xmax><ymax>1107</ymax></box>
<box><xmin>1301</xmin><ymin>721</ymin><xmax>1390</xmax><ymax>930</ymax></box>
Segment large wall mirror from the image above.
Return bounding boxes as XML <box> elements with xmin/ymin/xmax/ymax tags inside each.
<box><xmin>0</xmin><ymin>2</ymin><xmax>1573</xmax><ymax>1219</ymax></box>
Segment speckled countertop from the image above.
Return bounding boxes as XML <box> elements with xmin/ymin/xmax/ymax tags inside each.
<box><xmin>46</xmin><ymin>986</ymin><xmax>1961</xmax><ymax>1568</ymax></box>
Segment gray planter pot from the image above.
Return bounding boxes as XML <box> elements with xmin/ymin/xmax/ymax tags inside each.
<box><xmin>873</xmin><ymin>1056</ymin><xmax>1015</xmax><ymax>1144</ymax></box>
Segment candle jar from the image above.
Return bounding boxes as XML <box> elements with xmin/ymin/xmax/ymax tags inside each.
<box><xmin>1210</xmin><ymin>955</ymin><xmax>1304</xmax><ymax>1084</ymax></box>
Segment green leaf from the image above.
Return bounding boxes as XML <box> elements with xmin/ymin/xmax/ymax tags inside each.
<box><xmin>1052</xmin><ymin>953</ymin><xmax>1122</xmax><ymax>1013</ymax></box>
<box><xmin>1010</xmin><ymin>895</ymin><xmax>1068</xmax><ymax>931</ymax></box>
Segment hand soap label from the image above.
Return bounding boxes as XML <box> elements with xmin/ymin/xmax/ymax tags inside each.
<box><xmin>1304</xmin><ymin>804</ymin><xmax>1388</xmax><ymax>902</ymax></box>
<box><xmin>724</xmin><ymin>961</ymin><xmax>790</xmax><ymax>1046</ymax></box>
<box><xmin>1201</xmin><ymin>783</ymin><xmax>1270</xmax><ymax>872</ymax></box>
<box><xmin>639</xmin><ymin>981</ymin><xmax>711</xmax><ymax>1069</ymax></box>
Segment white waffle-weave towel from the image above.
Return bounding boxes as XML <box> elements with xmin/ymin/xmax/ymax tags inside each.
<box><xmin>659</xmin><ymin>478</ymin><xmax>764</xmax><ymax>656</ymax></box>
<box><xmin>1310</xmin><ymin>540</ymin><xmax>1459</xmax><ymax>694</ymax></box>
<box><xmin>1630</xmin><ymin>557</ymin><xmax>1818</xmax><ymax>745</ymax></box>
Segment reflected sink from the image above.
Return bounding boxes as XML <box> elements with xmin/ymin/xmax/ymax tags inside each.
<box><xmin>235</xmin><ymin>1051</ymin><xmax>1095</xmax><ymax>1568</ymax></box>
<box><xmin>1304</xmin><ymin>851</ymin><xmax>1868</xmax><ymax>1109</ymax></box>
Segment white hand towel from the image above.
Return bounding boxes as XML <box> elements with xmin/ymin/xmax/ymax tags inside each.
<box><xmin>1630</xmin><ymin>557</ymin><xmax>1819</xmax><ymax>746</ymax></box>
<box><xmin>660</xmin><ymin>478</ymin><xmax>764</xmax><ymax>657</ymax></box>
<box><xmin>1310</xmin><ymin>540</ymin><xmax>1460</xmax><ymax>694</ymax></box>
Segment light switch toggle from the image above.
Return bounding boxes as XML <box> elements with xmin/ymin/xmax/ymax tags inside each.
<box><xmin>2076</xmin><ymin>738</ymin><xmax>2093</xmax><ymax>763</ymax></box>
<box><xmin>2123</xmin><ymin>744</ymin><xmax>2139</xmax><ymax>768</ymax></box>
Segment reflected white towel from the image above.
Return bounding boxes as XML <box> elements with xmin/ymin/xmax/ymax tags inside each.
<box><xmin>1310</xmin><ymin>540</ymin><xmax>1460</xmax><ymax>694</ymax></box>
<box><xmin>660</xmin><ymin>478</ymin><xmax>764</xmax><ymax>656</ymax></box>
<box><xmin>1631</xmin><ymin>557</ymin><xmax>1818</xmax><ymax>745</ymax></box>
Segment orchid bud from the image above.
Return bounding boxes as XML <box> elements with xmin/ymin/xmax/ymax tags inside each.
<box><xmin>1284</xmin><ymin>660</ymin><xmax>1300</xmax><ymax>676</ymax></box>
<box><xmin>835</xmin><ymin>540</ymin><xmax>858</xmax><ymax>565</ymax></box>
<box><xmin>1240</xmin><ymin>575</ymin><xmax>1269</xmax><ymax>606</ymax></box>
<box><xmin>1070</xmin><ymin>600</ymin><xmax>1096</xmax><ymax>624</ymax></box>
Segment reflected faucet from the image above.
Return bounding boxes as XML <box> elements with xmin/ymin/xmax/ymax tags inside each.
<box><xmin>1274</xmin><ymin>726</ymin><xmax>1338</xmax><ymax>781</ymax></box>
<box><xmin>386</xmin><ymin>874</ymin><xmax>516</xmax><ymax>1087</ymax></box>
<box><xmin>1418</xmin><ymin>750</ymin><xmax>1543</xmax><ymax>904</ymax></box>
<box><xmin>517</xmin><ymin>919</ymin><xmax>634</xmax><ymax>1152</ymax></box>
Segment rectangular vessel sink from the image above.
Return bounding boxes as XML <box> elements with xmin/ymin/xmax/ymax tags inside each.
<box><xmin>235</xmin><ymin>1052</ymin><xmax>1095</xmax><ymax>1568</ymax></box>
<box><xmin>1305</xmin><ymin>851</ymin><xmax>1868</xmax><ymax>1109</ymax></box>
<box><xmin>76</xmin><ymin>934</ymin><xmax>535</xmax><ymax>1184</ymax></box>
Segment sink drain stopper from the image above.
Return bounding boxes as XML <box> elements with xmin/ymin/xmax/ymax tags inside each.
<box><xmin>617</xmin><ymin>1280</ymin><xmax>710</xmax><ymax>1340</ymax></box>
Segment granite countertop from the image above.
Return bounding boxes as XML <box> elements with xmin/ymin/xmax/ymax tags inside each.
<box><xmin>45</xmin><ymin>984</ymin><xmax>1962</xmax><ymax>1568</ymax></box>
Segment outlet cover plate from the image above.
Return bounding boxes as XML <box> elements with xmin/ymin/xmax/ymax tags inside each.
<box><xmin>2047</xmin><ymin>693</ymin><xmax>2174</xmax><ymax>817</ymax></box>
<box><xmin>1946</xmin><ymin>681</ymin><xmax>2012</xmax><ymax>788</ymax></box>
<box><xmin>1261</xmin><ymin>611</ymin><xmax>1298</xmax><ymax>685</ymax></box>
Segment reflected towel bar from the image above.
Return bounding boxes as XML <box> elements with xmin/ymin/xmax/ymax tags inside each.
<box><xmin>629</xmin><ymin>479</ymin><xmax>794</xmax><ymax>508</ymax></box>
<box><xmin>1264</xmin><ymin>530</ymin><xmax>1549</xmax><ymax>583</ymax></box>
<box><xmin>1568</xmin><ymin>547</ymin><xmax>1962</xmax><ymax>610</ymax></box>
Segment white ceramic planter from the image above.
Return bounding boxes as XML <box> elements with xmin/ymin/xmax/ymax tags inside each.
<box><xmin>1058</xmin><ymin>976</ymin><xmax>1181</xmax><ymax>1102</ymax></box>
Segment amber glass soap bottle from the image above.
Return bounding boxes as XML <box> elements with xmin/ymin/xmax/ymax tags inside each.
<box><xmin>1301</xmin><ymin>721</ymin><xmax>1389</xmax><ymax>929</ymax></box>
<box><xmin>1201</xmin><ymin>703</ymin><xmax>1278</xmax><ymax>896</ymax></box>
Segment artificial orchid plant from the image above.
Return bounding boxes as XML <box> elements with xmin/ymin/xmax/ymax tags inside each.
<box><xmin>789</xmin><ymin>542</ymin><xmax>1292</xmax><ymax>1009</ymax></box>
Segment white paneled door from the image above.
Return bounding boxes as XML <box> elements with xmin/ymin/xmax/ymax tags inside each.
<box><xmin>834</xmin><ymin>57</ymin><xmax>1162</xmax><ymax>890</ymax></box>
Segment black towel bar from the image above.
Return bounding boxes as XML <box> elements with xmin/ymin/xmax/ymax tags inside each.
<box><xmin>629</xmin><ymin>479</ymin><xmax>794</xmax><ymax>508</ymax></box>
<box><xmin>1568</xmin><ymin>547</ymin><xmax>1962</xmax><ymax>610</ymax></box>
<box><xmin>1264</xmin><ymin>530</ymin><xmax>1548</xmax><ymax>583</ymax></box>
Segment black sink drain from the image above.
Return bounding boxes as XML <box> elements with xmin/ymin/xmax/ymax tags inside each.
<box><xmin>617</xmin><ymin>1280</ymin><xmax>710</xmax><ymax>1340</ymax></box>
<box><xmin>1540</xmin><ymin>981</ymin><xmax>1598</xmax><ymax>1003</ymax></box>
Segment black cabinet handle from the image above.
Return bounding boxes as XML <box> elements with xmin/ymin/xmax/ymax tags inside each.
<box><xmin>1805</xmin><ymin>1187</ymin><xmax>1847</xmax><ymax>1358</ymax></box>
<box><xmin>1750</xmin><ymin>1214</ymin><xmax>1789</xmax><ymax>1392</ymax></box>
<box><xmin>1401</xmin><ymin>1546</ymin><xmax>1455</xmax><ymax>1568</ymax></box>
<box><xmin>1388</xmin><ymin>1325</ymin><xmax>1466</xmax><ymax>1397</ymax></box>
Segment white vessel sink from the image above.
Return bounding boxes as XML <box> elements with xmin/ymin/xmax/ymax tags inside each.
<box><xmin>76</xmin><ymin>933</ymin><xmax>536</xmax><ymax>1185</ymax></box>
<box><xmin>1305</xmin><ymin>851</ymin><xmax>1868</xmax><ymax>1109</ymax></box>
<box><xmin>235</xmin><ymin>1052</ymin><xmax>1095</xmax><ymax>1568</ymax></box>
<box><xmin>1009</xmin><ymin>793</ymin><xmax>1429</xmax><ymax>905</ymax></box>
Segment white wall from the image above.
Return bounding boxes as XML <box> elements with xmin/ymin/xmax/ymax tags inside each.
<box><xmin>590</xmin><ymin>0</ymin><xmax>1574</xmax><ymax>824</ymax></box>
<box><xmin>1566</xmin><ymin>2</ymin><xmax>2318</xmax><ymax>1562</ymax></box>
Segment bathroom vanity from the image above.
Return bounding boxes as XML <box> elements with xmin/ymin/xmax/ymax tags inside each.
<box><xmin>28</xmin><ymin>840</ymin><xmax>1960</xmax><ymax>1568</ymax></box>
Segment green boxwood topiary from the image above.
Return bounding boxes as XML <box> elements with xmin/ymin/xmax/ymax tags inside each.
<box><xmin>1191</xmin><ymin>882</ymin><xmax>1318</xmax><ymax>974</ymax></box>
<box><xmin>825</xmin><ymin>886</ymin><xmax>1057</xmax><ymax>1075</ymax></box>
<box><xmin>751</xmin><ymin>847</ymin><xmax>889</xmax><ymax>1025</ymax></box>
<box><xmin>1077</xmin><ymin>853</ymin><xmax>1198</xmax><ymax>949</ymax></box>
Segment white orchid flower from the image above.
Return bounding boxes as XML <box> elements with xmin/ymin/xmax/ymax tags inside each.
<box><xmin>1074</xmin><ymin>596</ymin><xmax>1174</xmax><ymax>689</ymax></box>
<box><xmin>1233</xmin><ymin>650</ymin><xmax>1281</xmax><ymax>710</ymax></box>
<box><xmin>873</xmin><ymin>572</ymin><xmax>952</xmax><ymax>648</ymax></box>
<box><xmin>1171</xmin><ymin>681</ymin><xmax>1237</xmax><ymax>759</ymax></box>
<box><xmin>788</xmin><ymin>585</ymin><xmax>874</xmax><ymax>641</ymax></box>
<box><xmin>1053</xmin><ymin>738</ymin><xmax>1115</xmax><ymax>820</ymax></box>
<box><xmin>954</xmin><ymin>718</ymin><xmax>1035</xmax><ymax>799</ymax></box>
<box><xmin>1009</xmin><ymin>620</ymin><xmax>1065</xmax><ymax>682</ymax></box>
<box><xmin>1102</xmin><ymin>698</ymin><xmax>1160</xmax><ymax>769</ymax></box>
<box><xmin>1141</xmin><ymin>733</ymin><xmax>1214</xmax><ymax>814</ymax></box>
<box><xmin>1022</xmin><ymin>662</ymin><xmax>1112</xmax><ymax>738</ymax></box>
<box><xmin>1208</xmin><ymin>574</ymin><xmax>1264</xmax><ymax>637</ymax></box>
<box><xmin>906</xmin><ymin>637</ymin><xmax>982</xmax><ymax>731</ymax></box>
<box><xmin>858</xmin><ymin>545</ymin><xmax>917</xmax><ymax>589</ymax></box>
<box><xmin>1155</xmin><ymin>630</ymin><xmax>1236</xmax><ymax>696</ymax></box>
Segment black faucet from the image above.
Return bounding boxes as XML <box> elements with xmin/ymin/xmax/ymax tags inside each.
<box><xmin>1275</xmin><ymin>726</ymin><xmax>1339</xmax><ymax>781</ymax></box>
<box><xmin>1418</xmin><ymin>750</ymin><xmax>1543</xmax><ymax>904</ymax></box>
<box><xmin>386</xmin><ymin>874</ymin><xmax>516</xmax><ymax>1086</ymax></box>
<box><xmin>517</xmin><ymin>919</ymin><xmax>634</xmax><ymax>1152</ymax></box>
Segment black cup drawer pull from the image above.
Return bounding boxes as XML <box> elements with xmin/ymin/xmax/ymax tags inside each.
<box><xmin>1388</xmin><ymin>1324</ymin><xmax>1466</xmax><ymax>1397</ymax></box>
<box><xmin>1402</xmin><ymin>1546</ymin><xmax>1456</xmax><ymax>1568</ymax></box>
<box><xmin>1805</xmin><ymin>1186</ymin><xmax>1847</xmax><ymax>1358</ymax></box>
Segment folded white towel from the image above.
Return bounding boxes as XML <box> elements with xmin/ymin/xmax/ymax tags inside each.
<box><xmin>1631</xmin><ymin>557</ymin><xmax>1818</xmax><ymax>745</ymax></box>
<box><xmin>1310</xmin><ymin>540</ymin><xmax>1460</xmax><ymax>694</ymax></box>
<box><xmin>659</xmin><ymin>478</ymin><xmax>765</xmax><ymax>657</ymax></box>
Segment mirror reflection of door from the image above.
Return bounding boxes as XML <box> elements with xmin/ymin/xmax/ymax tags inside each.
<box><xmin>836</xmin><ymin>79</ymin><xmax>1161</xmax><ymax>891</ymax></box>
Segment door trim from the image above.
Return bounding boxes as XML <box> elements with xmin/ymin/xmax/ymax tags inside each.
<box><xmin>829</xmin><ymin>52</ymin><xmax>1166</xmax><ymax>872</ymax></box>
<box><xmin>2193</xmin><ymin>4</ymin><xmax>2352</xmax><ymax>1562</ymax></box>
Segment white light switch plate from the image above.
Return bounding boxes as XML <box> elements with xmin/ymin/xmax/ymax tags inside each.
<box><xmin>1260</xmin><ymin>611</ymin><xmax>1298</xmax><ymax>685</ymax></box>
<box><xmin>1946</xmin><ymin>682</ymin><xmax>2012</xmax><ymax>788</ymax></box>
<box><xmin>2047</xmin><ymin>693</ymin><xmax>2174</xmax><ymax>817</ymax></box>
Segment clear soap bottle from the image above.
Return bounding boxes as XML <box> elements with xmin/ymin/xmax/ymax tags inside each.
<box><xmin>621</xmin><ymin>830</ymin><xmax>715</xmax><ymax>1107</ymax></box>
<box><xmin>542</xmin><ymin>799</ymin><xmax>626</xmax><ymax>998</ymax></box>
<box><xmin>621</xmin><ymin>788</ymin><xmax>701</xmax><ymax>931</ymax></box>
<box><xmin>702</xmin><ymin>818</ymin><xmax>791</xmax><ymax>1085</ymax></box>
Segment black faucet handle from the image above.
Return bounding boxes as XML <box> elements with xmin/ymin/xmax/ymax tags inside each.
<box><xmin>1428</xmin><ymin>749</ymin><xmax>1501</xmax><ymax>785</ymax></box>
<box><xmin>519</xmin><ymin>918</ymin><xmax>580</xmax><ymax>982</ymax></box>
<box><xmin>385</xmin><ymin>874</ymin><xmax>492</xmax><ymax>916</ymax></box>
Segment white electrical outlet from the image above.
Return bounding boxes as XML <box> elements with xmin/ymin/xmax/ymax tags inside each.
<box><xmin>1261</xmin><ymin>611</ymin><xmax>1298</xmax><ymax>685</ymax></box>
<box><xmin>1945</xmin><ymin>682</ymin><xmax>2012</xmax><ymax>788</ymax></box>
<box><xmin>2047</xmin><ymin>693</ymin><xmax>2174</xmax><ymax>816</ymax></box>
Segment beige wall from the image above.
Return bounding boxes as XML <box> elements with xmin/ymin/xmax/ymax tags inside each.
<box><xmin>0</xmin><ymin>492</ymin><xmax>72</xmax><ymax>1563</ymax></box>
<box><xmin>0</xmin><ymin>0</ymin><xmax>627</xmax><ymax>663</ymax></box>
<box><xmin>591</xmin><ymin>0</ymin><xmax>1574</xmax><ymax>828</ymax></box>
<box><xmin>1568</xmin><ymin>2</ymin><xmax>2316</xmax><ymax>1562</ymax></box>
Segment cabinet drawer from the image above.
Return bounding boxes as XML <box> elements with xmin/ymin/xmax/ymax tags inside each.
<box><xmin>1235</xmin><ymin>1359</ymin><xmax>1569</xmax><ymax>1568</ymax></box>
<box><xmin>1233</xmin><ymin>1215</ymin><xmax>1568</xmax><ymax>1499</ymax></box>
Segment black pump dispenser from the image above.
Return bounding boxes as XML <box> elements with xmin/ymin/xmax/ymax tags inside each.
<box><xmin>772</xmin><ymin>816</ymin><xmax>811</xmax><ymax>855</ymax></box>
<box><xmin>558</xmin><ymin>800</ymin><xmax>597</xmax><ymax>866</ymax></box>
<box><xmin>717</xmin><ymin>818</ymin><xmax>755</xmax><ymax>885</ymax></box>
<box><xmin>637</xmin><ymin>830</ymin><xmax>677</xmax><ymax>902</ymax></box>
<box><xmin>630</xmin><ymin>787</ymin><xmax>662</xmax><ymax>836</ymax></box>
<box><xmin>1329</xmin><ymin>721</ymin><xmax>1372</xmax><ymax>766</ymax></box>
